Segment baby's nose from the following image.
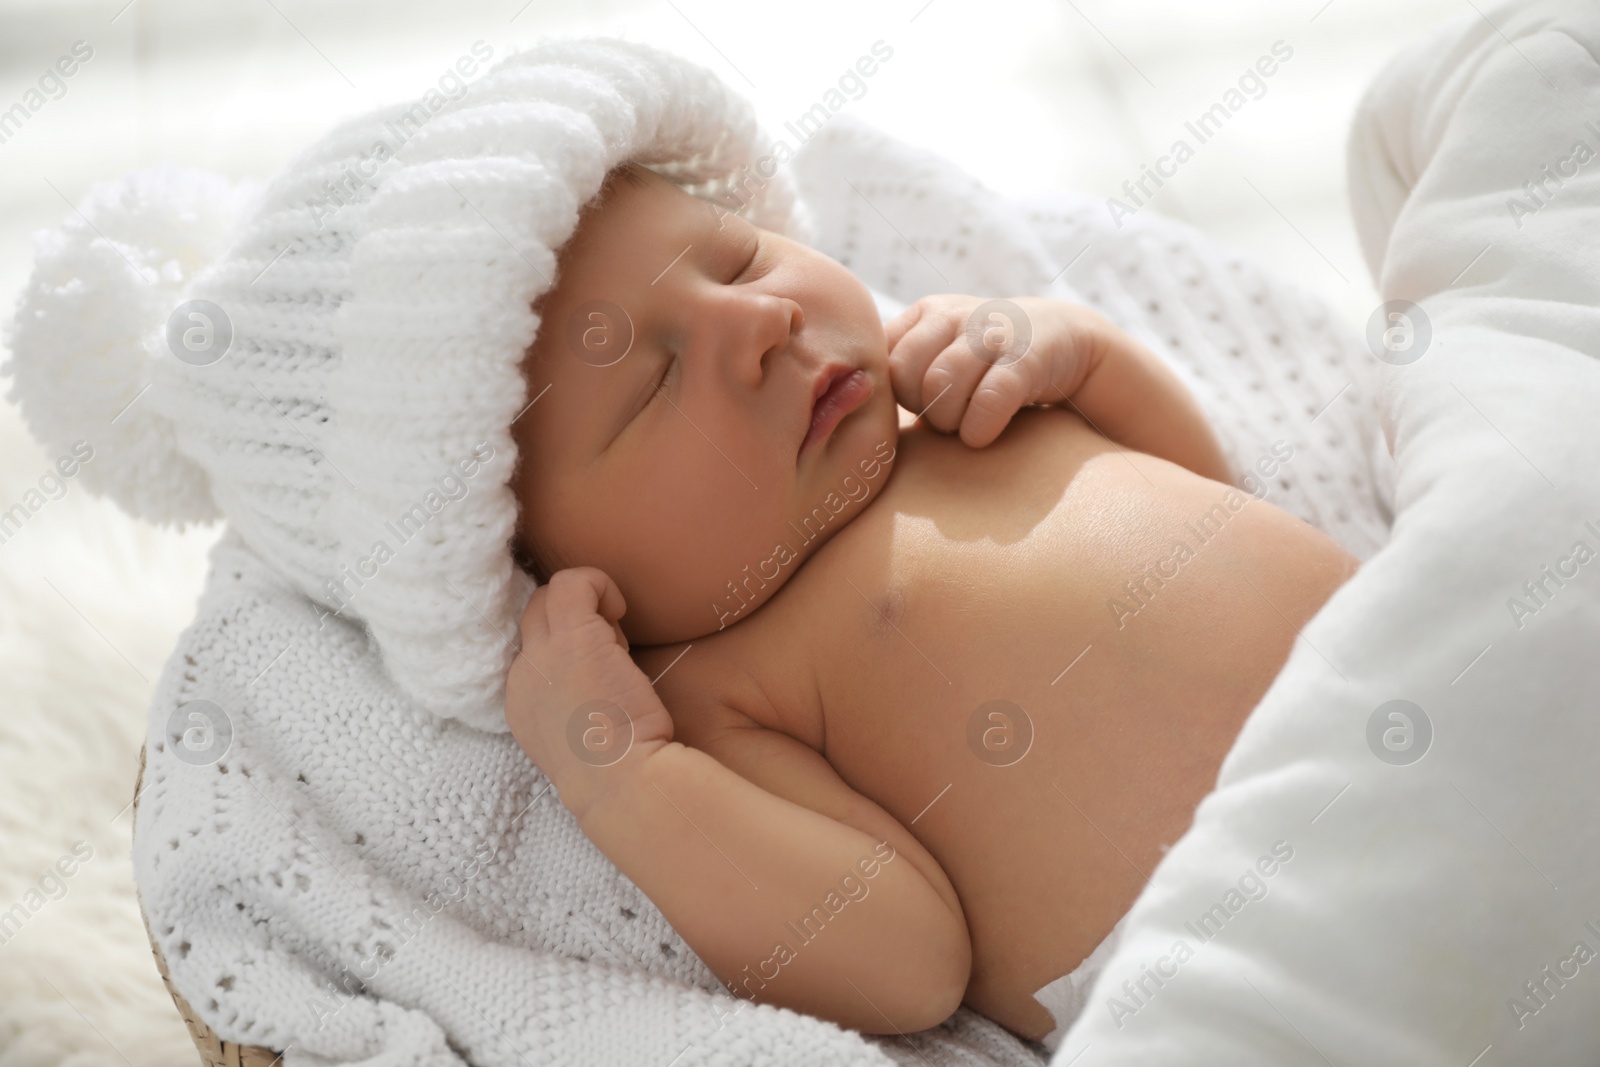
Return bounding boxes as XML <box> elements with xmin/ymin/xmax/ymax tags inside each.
<box><xmin>706</xmin><ymin>289</ymin><xmax>803</xmax><ymax>379</ymax></box>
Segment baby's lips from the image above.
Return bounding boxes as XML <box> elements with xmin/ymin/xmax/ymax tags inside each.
<box><xmin>801</xmin><ymin>367</ymin><xmax>873</xmax><ymax>454</ymax></box>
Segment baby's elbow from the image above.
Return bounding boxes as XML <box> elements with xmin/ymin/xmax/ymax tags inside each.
<box><xmin>926</xmin><ymin>925</ymin><xmax>974</xmax><ymax>1029</ymax></box>
<box><xmin>880</xmin><ymin>920</ymin><xmax>972</xmax><ymax>1033</ymax></box>
<box><xmin>903</xmin><ymin>972</ymin><xmax>970</xmax><ymax>1033</ymax></box>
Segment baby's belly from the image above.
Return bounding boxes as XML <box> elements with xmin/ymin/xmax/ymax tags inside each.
<box><xmin>786</xmin><ymin>409</ymin><xmax>1356</xmax><ymax>1039</ymax></box>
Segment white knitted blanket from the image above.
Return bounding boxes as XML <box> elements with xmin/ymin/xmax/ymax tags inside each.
<box><xmin>130</xmin><ymin>116</ymin><xmax>1391</xmax><ymax>1065</ymax></box>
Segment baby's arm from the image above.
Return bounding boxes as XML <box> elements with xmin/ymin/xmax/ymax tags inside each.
<box><xmin>504</xmin><ymin>569</ymin><xmax>970</xmax><ymax>1034</ymax></box>
<box><xmin>886</xmin><ymin>295</ymin><xmax>1233</xmax><ymax>483</ymax></box>
<box><xmin>577</xmin><ymin>707</ymin><xmax>971</xmax><ymax>1032</ymax></box>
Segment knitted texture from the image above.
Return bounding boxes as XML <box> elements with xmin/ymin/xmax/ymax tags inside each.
<box><xmin>114</xmin><ymin>109</ymin><xmax>1393</xmax><ymax>1066</ymax></box>
<box><xmin>1</xmin><ymin>165</ymin><xmax>259</xmax><ymax>526</ymax></box>
<box><xmin>2</xmin><ymin>38</ymin><xmax>806</xmax><ymax>733</ymax></box>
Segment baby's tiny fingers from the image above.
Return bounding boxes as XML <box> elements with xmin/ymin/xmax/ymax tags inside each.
<box><xmin>515</xmin><ymin>583</ymin><xmax>553</xmax><ymax>646</ymax></box>
<box><xmin>883</xmin><ymin>301</ymin><xmax>924</xmax><ymax>354</ymax></box>
<box><xmin>918</xmin><ymin>343</ymin><xmax>988</xmax><ymax>433</ymax></box>
<box><xmin>887</xmin><ymin>315</ymin><xmax>955</xmax><ymax>411</ymax></box>
<box><xmin>959</xmin><ymin>361</ymin><xmax>1032</xmax><ymax>448</ymax></box>
<box><xmin>544</xmin><ymin>567</ymin><xmax>628</xmax><ymax>638</ymax></box>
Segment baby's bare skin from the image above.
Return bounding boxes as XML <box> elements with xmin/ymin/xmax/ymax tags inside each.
<box><xmin>633</xmin><ymin>407</ymin><xmax>1355</xmax><ymax>1039</ymax></box>
<box><xmin>502</xmin><ymin>160</ymin><xmax>1359</xmax><ymax>1043</ymax></box>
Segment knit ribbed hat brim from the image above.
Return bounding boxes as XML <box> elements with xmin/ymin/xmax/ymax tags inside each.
<box><xmin>3</xmin><ymin>37</ymin><xmax>809</xmax><ymax>730</ymax></box>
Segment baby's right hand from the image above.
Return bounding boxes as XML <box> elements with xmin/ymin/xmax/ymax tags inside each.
<box><xmin>503</xmin><ymin>567</ymin><xmax>675</xmax><ymax>820</ymax></box>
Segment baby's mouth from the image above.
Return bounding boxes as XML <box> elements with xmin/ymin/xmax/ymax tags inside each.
<box><xmin>801</xmin><ymin>366</ymin><xmax>873</xmax><ymax>455</ymax></box>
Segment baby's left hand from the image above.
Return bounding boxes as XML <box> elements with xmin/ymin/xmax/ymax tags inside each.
<box><xmin>885</xmin><ymin>295</ymin><xmax>1106</xmax><ymax>448</ymax></box>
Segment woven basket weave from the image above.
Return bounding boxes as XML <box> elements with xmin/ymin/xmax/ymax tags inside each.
<box><xmin>134</xmin><ymin>745</ymin><xmax>283</xmax><ymax>1067</ymax></box>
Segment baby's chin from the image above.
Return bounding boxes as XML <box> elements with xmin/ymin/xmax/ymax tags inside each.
<box><xmin>621</xmin><ymin>569</ymin><xmax>795</xmax><ymax>646</ymax></box>
<box><xmin>623</xmin><ymin>445</ymin><xmax>898</xmax><ymax>647</ymax></box>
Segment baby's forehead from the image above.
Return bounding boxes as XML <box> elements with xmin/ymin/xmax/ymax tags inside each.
<box><xmin>592</xmin><ymin>161</ymin><xmax>689</xmax><ymax>215</ymax></box>
<box><xmin>557</xmin><ymin>172</ymin><xmax>739</xmax><ymax>290</ymax></box>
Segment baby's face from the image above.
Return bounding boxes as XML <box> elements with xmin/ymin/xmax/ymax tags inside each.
<box><xmin>511</xmin><ymin>164</ymin><xmax>900</xmax><ymax>646</ymax></box>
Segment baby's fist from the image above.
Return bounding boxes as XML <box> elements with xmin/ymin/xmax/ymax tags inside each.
<box><xmin>504</xmin><ymin>567</ymin><xmax>674</xmax><ymax>820</ymax></box>
<box><xmin>884</xmin><ymin>295</ymin><xmax>1100</xmax><ymax>448</ymax></box>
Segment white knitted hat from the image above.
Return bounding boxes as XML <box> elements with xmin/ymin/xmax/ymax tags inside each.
<box><xmin>2</xmin><ymin>37</ymin><xmax>809</xmax><ymax>732</ymax></box>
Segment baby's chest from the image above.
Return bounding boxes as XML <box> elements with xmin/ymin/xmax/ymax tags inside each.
<box><xmin>647</xmin><ymin>411</ymin><xmax>1126</xmax><ymax>745</ymax></box>
<box><xmin>687</xmin><ymin>488</ymin><xmax>1278</xmax><ymax>831</ymax></box>
<box><xmin>695</xmin><ymin>517</ymin><xmax>1105</xmax><ymax>806</ymax></box>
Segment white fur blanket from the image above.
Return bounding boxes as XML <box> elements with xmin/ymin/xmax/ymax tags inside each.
<box><xmin>1049</xmin><ymin>1</ymin><xmax>1600</xmax><ymax>1063</ymax></box>
<box><xmin>0</xmin><ymin>397</ymin><xmax>217</xmax><ymax>1065</ymax></box>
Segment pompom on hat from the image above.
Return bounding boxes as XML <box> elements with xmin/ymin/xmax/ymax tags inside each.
<box><xmin>2</xmin><ymin>37</ymin><xmax>810</xmax><ymax>731</ymax></box>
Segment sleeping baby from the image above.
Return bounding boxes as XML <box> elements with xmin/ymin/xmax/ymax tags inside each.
<box><xmin>501</xmin><ymin>160</ymin><xmax>1358</xmax><ymax>1046</ymax></box>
